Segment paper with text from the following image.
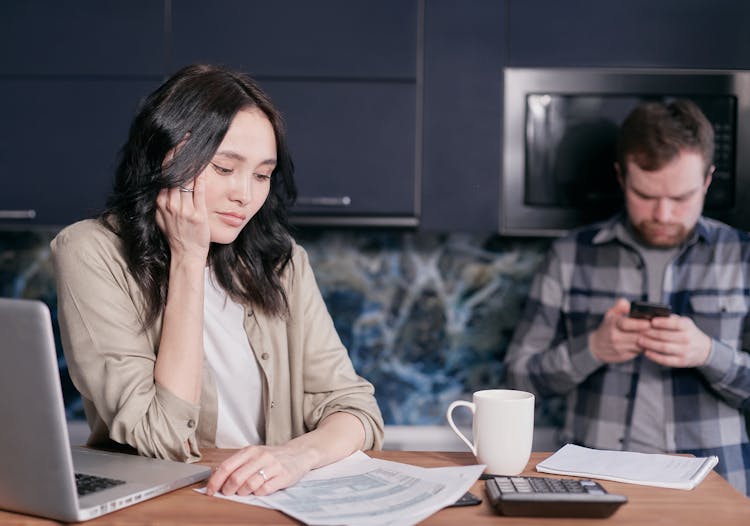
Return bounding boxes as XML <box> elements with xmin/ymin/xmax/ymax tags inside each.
<box><xmin>198</xmin><ymin>451</ymin><xmax>484</xmax><ymax>525</ymax></box>
<box><xmin>536</xmin><ymin>444</ymin><xmax>718</xmax><ymax>490</ymax></box>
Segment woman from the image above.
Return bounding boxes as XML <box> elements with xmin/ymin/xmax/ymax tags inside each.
<box><xmin>51</xmin><ymin>64</ymin><xmax>384</xmax><ymax>497</ymax></box>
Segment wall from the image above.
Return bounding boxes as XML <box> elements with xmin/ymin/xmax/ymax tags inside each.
<box><xmin>0</xmin><ymin>228</ymin><xmax>563</xmax><ymax>433</ymax></box>
<box><xmin>3</xmin><ymin>0</ymin><xmax>749</xmax><ymax>449</ymax></box>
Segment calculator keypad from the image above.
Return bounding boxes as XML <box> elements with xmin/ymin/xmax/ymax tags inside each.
<box><xmin>497</xmin><ymin>476</ymin><xmax>591</xmax><ymax>494</ymax></box>
<box><xmin>485</xmin><ymin>476</ymin><xmax>627</xmax><ymax>518</ymax></box>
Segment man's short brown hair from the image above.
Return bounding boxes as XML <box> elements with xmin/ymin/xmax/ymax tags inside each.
<box><xmin>616</xmin><ymin>99</ymin><xmax>714</xmax><ymax>176</ymax></box>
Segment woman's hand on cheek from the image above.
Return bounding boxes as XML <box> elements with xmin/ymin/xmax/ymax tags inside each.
<box><xmin>205</xmin><ymin>445</ymin><xmax>312</xmax><ymax>497</ymax></box>
<box><xmin>155</xmin><ymin>174</ymin><xmax>211</xmax><ymax>262</ymax></box>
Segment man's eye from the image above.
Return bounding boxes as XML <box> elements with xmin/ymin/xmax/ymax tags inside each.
<box><xmin>210</xmin><ymin>162</ymin><xmax>233</xmax><ymax>175</ymax></box>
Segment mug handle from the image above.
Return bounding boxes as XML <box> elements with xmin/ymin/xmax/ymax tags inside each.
<box><xmin>446</xmin><ymin>400</ymin><xmax>477</xmax><ymax>455</ymax></box>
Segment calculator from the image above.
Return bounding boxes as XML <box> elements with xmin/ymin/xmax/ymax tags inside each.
<box><xmin>485</xmin><ymin>476</ymin><xmax>627</xmax><ymax>518</ymax></box>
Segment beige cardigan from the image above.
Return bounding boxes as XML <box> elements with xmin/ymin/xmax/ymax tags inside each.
<box><xmin>51</xmin><ymin>219</ymin><xmax>384</xmax><ymax>462</ymax></box>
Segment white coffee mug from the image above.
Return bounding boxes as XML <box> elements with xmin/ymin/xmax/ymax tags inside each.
<box><xmin>446</xmin><ymin>389</ymin><xmax>534</xmax><ymax>475</ymax></box>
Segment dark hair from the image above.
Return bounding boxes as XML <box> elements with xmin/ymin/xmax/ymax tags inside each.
<box><xmin>103</xmin><ymin>64</ymin><xmax>297</xmax><ymax>328</ymax></box>
<box><xmin>616</xmin><ymin>99</ymin><xmax>714</xmax><ymax>176</ymax></box>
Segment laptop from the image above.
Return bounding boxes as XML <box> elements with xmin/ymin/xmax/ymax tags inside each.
<box><xmin>0</xmin><ymin>297</ymin><xmax>211</xmax><ymax>522</ymax></box>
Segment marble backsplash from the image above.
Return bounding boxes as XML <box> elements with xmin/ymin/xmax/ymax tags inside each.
<box><xmin>0</xmin><ymin>227</ymin><xmax>563</xmax><ymax>430</ymax></box>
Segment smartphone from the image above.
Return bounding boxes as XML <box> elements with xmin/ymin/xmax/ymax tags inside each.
<box><xmin>629</xmin><ymin>300</ymin><xmax>672</xmax><ymax>320</ymax></box>
<box><xmin>449</xmin><ymin>491</ymin><xmax>482</xmax><ymax>507</ymax></box>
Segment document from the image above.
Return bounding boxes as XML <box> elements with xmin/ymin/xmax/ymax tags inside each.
<box><xmin>536</xmin><ymin>444</ymin><xmax>718</xmax><ymax>490</ymax></box>
<box><xmin>198</xmin><ymin>451</ymin><xmax>484</xmax><ymax>525</ymax></box>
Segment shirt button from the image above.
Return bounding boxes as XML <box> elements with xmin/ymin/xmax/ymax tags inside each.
<box><xmin>270</xmin><ymin>401</ymin><xmax>275</xmax><ymax>409</ymax></box>
<box><xmin>187</xmin><ymin>419</ymin><xmax>196</xmax><ymax>429</ymax></box>
<box><xmin>261</xmin><ymin>352</ymin><xmax>269</xmax><ymax>360</ymax></box>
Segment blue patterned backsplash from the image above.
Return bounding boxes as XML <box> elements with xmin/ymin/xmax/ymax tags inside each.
<box><xmin>0</xmin><ymin>227</ymin><xmax>563</xmax><ymax>429</ymax></box>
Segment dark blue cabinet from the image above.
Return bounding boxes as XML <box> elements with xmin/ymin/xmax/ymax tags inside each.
<box><xmin>507</xmin><ymin>0</ymin><xmax>750</xmax><ymax>69</ymax></box>
<box><xmin>261</xmin><ymin>81</ymin><xmax>416</xmax><ymax>220</ymax></box>
<box><xmin>0</xmin><ymin>79</ymin><xmax>159</xmax><ymax>225</ymax></box>
<box><xmin>1</xmin><ymin>0</ymin><xmax>421</xmax><ymax>228</ymax></box>
<box><xmin>0</xmin><ymin>0</ymin><xmax>163</xmax><ymax>226</ymax></box>
<box><xmin>421</xmin><ymin>0</ymin><xmax>505</xmax><ymax>231</ymax></box>
<box><xmin>171</xmin><ymin>0</ymin><xmax>420</xmax><ymax>225</ymax></box>
<box><xmin>0</xmin><ymin>0</ymin><xmax>164</xmax><ymax>76</ymax></box>
<box><xmin>3</xmin><ymin>0</ymin><xmax>750</xmax><ymax>230</ymax></box>
<box><xmin>171</xmin><ymin>0</ymin><xmax>417</xmax><ymax>79</ymax></box>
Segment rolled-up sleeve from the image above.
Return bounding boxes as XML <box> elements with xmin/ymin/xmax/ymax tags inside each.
<box><xmin>505</xmin><ymin>244</ymin><xmax>604</xmax><ymax>397</ymax></box>
<box><xmin>291</xmin><ymin>246</ymin><xmax>385</xmax><ymax>450</ymax></box>
<box><xmin>51</xmin><ymin>222</ymin><xmax>202</xmax><ymax>462</ymax></box>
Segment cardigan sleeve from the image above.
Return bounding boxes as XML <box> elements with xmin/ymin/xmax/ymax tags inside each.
<box><xmin>51</xmin><ymin>220</ymin><xmax>202</xmax><ymax>462</ymax></box>
<box><xmin>288</xmin><ymin>244</ymin><xmax>385</xmax><ymax>450</ymax></box>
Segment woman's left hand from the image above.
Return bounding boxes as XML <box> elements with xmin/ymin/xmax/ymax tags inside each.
<box><xmin>205</xmin><ymin>413</ymin><xmax>366</xmax><ymax>497</ymax></box>
<box><xmin>205</xmin><ymin>444</ymin><xmax>314</xmax><ymax>496</ymax></box>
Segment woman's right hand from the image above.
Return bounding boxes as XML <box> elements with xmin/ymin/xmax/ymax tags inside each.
<box><xmin>153</xmin><ymin>173</ymin><xmax>209</xmax><ymax>405</ymax></box>
<box><xmin>155</xmin><ymin>174</ymin><xmax>210</xmax><ymax>262</ymax></box>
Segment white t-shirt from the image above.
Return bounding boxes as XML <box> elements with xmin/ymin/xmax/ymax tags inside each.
<box><xmin>202</xmin><ymin>268</ymin><xmax>264</xmax><ymax>447</ymax></box>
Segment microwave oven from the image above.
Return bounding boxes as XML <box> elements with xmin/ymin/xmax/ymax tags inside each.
<box><xmin>500</xmin><ymin>67</ymin><xmax>750</xmax><ymax>236</ymax></box>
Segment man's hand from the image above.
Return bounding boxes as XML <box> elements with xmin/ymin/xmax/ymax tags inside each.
<box><xmin>589</xmin><ymin>298</ymin><xmax>651</xmax><ymax>363</ymax></box>
<box><xmin>638</xmin><ymin>315</ymin><xmax>712</xmax><ymax>368</ymax></box>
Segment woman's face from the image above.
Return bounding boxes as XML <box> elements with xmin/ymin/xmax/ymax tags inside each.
<box><xmin>198</xmin><ymin>107</ymin><xmax>277</xmax><ymax>244</ymax></box>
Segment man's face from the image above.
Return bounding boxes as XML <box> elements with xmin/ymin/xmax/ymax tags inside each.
<box><xmin>619</xmin><ymin>150</ymin><xmax>712</xmax><ymax>248</ymax></box>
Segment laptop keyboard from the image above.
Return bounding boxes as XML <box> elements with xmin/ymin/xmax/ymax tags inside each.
<box><xmin>75</xmin><ymin>473</ymin><xmax>126</xmax><ymax>496</ymax></box>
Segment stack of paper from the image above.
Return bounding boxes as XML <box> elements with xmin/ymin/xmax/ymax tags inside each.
<box><xmin>536</xmin><ymin>444</ymin><xmax>718</xmax><ymax>490</ymax></box>
<box><xmin>199</xmin><ymin>451</ymin><xmax>485</xmax><ymax>525</ymax></box>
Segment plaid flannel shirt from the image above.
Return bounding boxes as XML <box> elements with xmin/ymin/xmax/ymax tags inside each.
<box><xmin>505</xmin><ymin>214</ymin><xmax>750</xmax><ymax>496</ymax></box>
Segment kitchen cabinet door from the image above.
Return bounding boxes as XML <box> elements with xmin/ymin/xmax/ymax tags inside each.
<box><xmin>421</xmin><ymin>0</ymin><xmax>506</xmax><ymax>231</ymax></box>
<box><xmin>171</xmin><ymin>0</ymin><xmax>417</xmax><ymax>79</ymax></box>
<box><xmin>507</xmin><ymin>0</ymin><xmax>750</xmax><ymax>69</ymax></box>
<box><xmin>0</xmin><ymin>79</ymin><xmax>160</xmax><ymax>227</ymax></box>
<box><xmin>0</xmin><ymin>0</ymin><xmax>164</xmax><ymax>76</ymax></box>
<box><xmin>171</xmin><ymin>0</ymin><xmax>420</xmax><ymax>226</ymax></box>
<box><xmin>261</xmin><ymin>81</ymin><xmax>417</xmax><ymax>224</ymax></box>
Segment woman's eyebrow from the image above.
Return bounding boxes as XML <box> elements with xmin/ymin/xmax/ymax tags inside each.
<box><xmin>213</xmin><ymin>150</ymin><xmax>246</xmax><ymax>161</ymax></box>
<box><xmin>214</xmin><ymin>150</ymin><xmax>276</xmax><ymax>166</ymax></box>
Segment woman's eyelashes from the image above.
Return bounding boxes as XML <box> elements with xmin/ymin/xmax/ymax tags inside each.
<box><xmin>253</xmin><ymin>172</ymin><xmax>272</xmax><ymax>182</ymax></box>
<box><xmin>210</xmin><ymin>161</ymin><xmax>233</xmax><ymax>175</ymax></box>
<box><xmin>210</xmin><ymin>161</ymin><xmax>272</xmax><ymax>182</ymax></box>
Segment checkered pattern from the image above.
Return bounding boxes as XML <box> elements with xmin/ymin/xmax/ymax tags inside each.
<box><xmin>505</xmin><ymin>214</ymin><xmax>750</xmax><ymax>496</ymax></box>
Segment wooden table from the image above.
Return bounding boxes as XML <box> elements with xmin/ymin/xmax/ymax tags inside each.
<box><xmin>2</xmin><ymin>450</ymin><xmax>750</xmax><ymax>525</ymax></box>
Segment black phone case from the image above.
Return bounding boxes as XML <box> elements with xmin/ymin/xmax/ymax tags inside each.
<box><xmin>629</xmin><ymin>301</ymin><xmax>672</xmax><ymax>319</ymax></box>
<box><xmin>449</xmin><ymin>491</ymin><xmax>482</xmax><ymax>507</ymax></box>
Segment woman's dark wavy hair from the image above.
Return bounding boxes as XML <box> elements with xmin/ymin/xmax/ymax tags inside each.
<box><xmin>103</xmin><ymin>63</ymin><xmax>297</xmax><ymax>329</ymax></box>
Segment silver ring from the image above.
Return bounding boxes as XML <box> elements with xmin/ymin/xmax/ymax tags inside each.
<box><xmin>178</xmin><ymin>186</ymin><xmax>194</xmax><ymax>193</ymax></box>
<box><xmin>258</xmin><ymin>469</ymin><xmax>268</xmax><ymax>481</ymax></box>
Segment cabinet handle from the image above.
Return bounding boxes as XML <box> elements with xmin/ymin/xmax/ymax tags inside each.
<box><xmin>0</xmin><ymin>209</ymin><xmax>37</xmax><ymax>219</ymax></box>
<box><xmin>296</xmin><ymin>196</ymin><xmax>352</xmax><ymax>207</ymax></box>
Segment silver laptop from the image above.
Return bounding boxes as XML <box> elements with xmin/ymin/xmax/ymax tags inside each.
<box><xmin>0</xmin><ymin>297</ymin><xmax>211</xmax><ymax>522</ymax></box>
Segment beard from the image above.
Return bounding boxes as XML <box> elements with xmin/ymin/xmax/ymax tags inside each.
<box><xmin>632</xmin><ymin>220</ymin><xmax>691</xmax><ymax>248</ymax></box>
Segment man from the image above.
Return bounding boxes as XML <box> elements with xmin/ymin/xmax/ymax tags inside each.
<box><xmin>505</xmin><ymin>99</ymin><xmax>750</xmax><ymax>496</ymax></box>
